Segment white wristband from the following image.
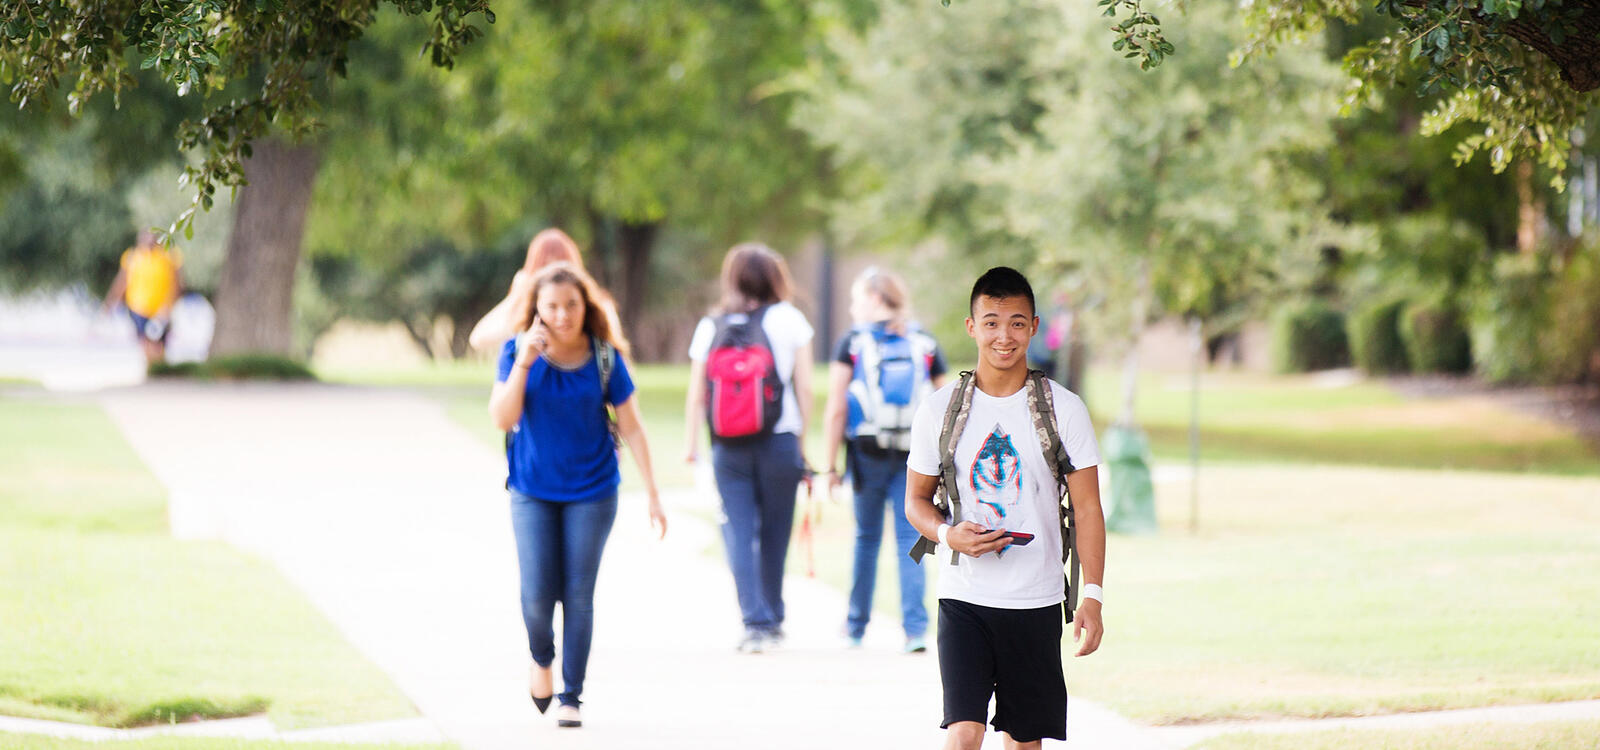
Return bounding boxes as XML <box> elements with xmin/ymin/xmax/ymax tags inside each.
<box><xmin>1082</xmin><ymin>583</ymin><xmax>1104</xmax><ymax>604</ymax></box>
<box><xmin>936</xmin><ymin>524</ymin><xmax>951</xmax><ymax>547</ymax></box>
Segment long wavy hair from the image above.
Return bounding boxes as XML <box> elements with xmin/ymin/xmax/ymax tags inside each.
<box><xmin>717</xmin><ymin>242</ymin><xmax>793</xmax><ymax>314</ymax></box>
<box><xmin>523</xmin><ymin>262</ymin><xmax>630</xmax><ymax>357</ymax></box>
<box><xmin>506</xmin><ymin>229</ymin><xmax>631</xmax><ymax>353</ymax></box>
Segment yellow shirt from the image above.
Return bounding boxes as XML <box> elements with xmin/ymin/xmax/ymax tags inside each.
<box><xmin>121</xmin><ymin>245</ymin><xmax>182</xmax><ymax>317</ymax></box>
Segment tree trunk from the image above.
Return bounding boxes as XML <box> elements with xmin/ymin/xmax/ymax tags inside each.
<box><xmin>1118</xmin><ymin>260</ymin><xmax>1152</xmax><ymax>427</ymax></box>
<box><xmin>614</xmin><ymin>220</ymin><xmax>660</xmax><ymax>341</ymax></box>
<box><xmin>448</xmin><ymin>320</ymin><xmax>473</xmax><ymax>359</ymax></box>
<box><xmin>402</xmin><ymin>317</ymin><xmax>437</xmax><ymax>360</ymax></box>
<box><xmin>1497</xmin><ymin>4</ymin><xmax>1600</xmax><ymax>93</ymax></box>
<box><xmin>584</xmin><ymin>208</ymin><xmax>617</xmax><ymax>290</ymax></box>
<box><xmin>210</xmin><ymin>139</ymin><xmax>321</xmax><ymax>357</ymax></box>
<box><xmin>1402</xmin><ymin>0</ymin><xmax>1600</xmax><ymax>92</ymax></box>
<box><xmin>1516</xmin><ymin>159</ymin><xmax>1544</xmax><ymax>255</ymax></box>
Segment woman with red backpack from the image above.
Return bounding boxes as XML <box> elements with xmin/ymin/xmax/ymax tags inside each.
<box><xmin>684</xmin><ymin>243</ymin><xmax>815</xmax><ymax>654</ymax></box>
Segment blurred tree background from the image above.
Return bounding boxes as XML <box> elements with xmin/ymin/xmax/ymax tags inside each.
<box><xmin>2</xmin><ymin>0</ymin><xmax>1598</xmax><ymax>385</ymax></box>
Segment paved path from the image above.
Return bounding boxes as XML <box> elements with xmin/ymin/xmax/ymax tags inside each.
<box><xmin>95</xmin><ymin>381</ymin><xmax>1166</xmax><ymax>750</ymax></box>
<box><xmin>1152</xmin><ymin>699</ymin><xmax>1600</xmax><ymax>746</ymax></box>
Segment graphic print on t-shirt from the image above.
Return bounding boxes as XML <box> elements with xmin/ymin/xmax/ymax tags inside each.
<box><xmin>968</xmin><ymin>425</ymin><xmax>1023</xmax><ymax>530</ymax></box>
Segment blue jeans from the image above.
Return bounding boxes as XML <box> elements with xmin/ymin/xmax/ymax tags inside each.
<box><xmin>510</xmin><ymin>491</ymin><xmax>617</xmax><ymax>707</ymax></box>
<box><xmin>711</xmin><ymin>431</ymin><xmax>804</xmax><ymax>635</ymax></box>
<box><xmin>846</xmin><ymin>443</ymin><xmax>928</xmax><ymax>639</ymax></box>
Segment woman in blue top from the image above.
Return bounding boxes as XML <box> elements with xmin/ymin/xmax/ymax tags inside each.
<box><xmin>489</xmin><ymin>262</ymin><xmax>667</xmax><ymax>729</ymax></box>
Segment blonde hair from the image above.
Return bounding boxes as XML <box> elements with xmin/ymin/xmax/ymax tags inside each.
<box><xmin>852</xmin><ymin>266</ymin><xmax>910</xmax><ymax>333</ymax></box>
<box><xmin>523</xmin><ymin>262</ymin><xmax>631</xmax><ymax>358</ymax></box>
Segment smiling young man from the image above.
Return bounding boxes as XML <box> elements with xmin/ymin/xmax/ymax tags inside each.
<box><xmin>904</xmin><ymin>267</ymin><xmax>1106</xmax><ymax>750</ymax></box>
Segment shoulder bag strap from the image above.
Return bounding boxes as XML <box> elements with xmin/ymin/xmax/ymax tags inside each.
<box><xmin>1027</xmin><ymin>370</ymin><xmax>1079</xmax><ymax>622</ymax></box>
<box><xmin>908</xmin><ymin>369</ymin><xmax>977</xmax><ymax>565</ymax></box>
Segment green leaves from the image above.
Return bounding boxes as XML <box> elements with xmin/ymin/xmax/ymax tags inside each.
<box><xmin>1098</xmin><ymin>0</ymin><xmax>1173</xmax><ymax>70</ymax></box>
<box><xmin>1240</xmin><ymin>0</ymin><xmax>1593</xmax><ymax>177</ymax></box>
<box><xmin>4</xmin><ymin>0</ymin><xmax>498</xmax><ymax>238</ymax></box>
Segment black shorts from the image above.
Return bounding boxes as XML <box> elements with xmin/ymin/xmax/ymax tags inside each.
<box><xmin>937</xmin><ymin>599</ymin><xmax>1067</xmax><ymax>743</ymax></box>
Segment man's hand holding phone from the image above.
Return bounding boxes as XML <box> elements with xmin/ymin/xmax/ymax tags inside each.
<box><xmin>946</xmin><ymin>522</ymin><xmax>1012</xmax><ymax>557</ymax></box>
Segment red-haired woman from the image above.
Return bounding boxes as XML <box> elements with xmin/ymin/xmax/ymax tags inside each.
<box><xmin>469</xmin><ymin>228</ymin><xmax>628</xmax><ymax>354</ymax></box>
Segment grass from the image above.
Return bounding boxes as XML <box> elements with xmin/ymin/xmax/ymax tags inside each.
<box><xmin>0</xmin><ymin>736</ymin><xmax>455</xmax><ymax>750</ymax></box>
<box><xmin>1083</xmin><ymin>369</ymin><xmax>1600</xmax><ymax>475</ymax></box>
<box><xmin>1071</xmin><ymin>463</ymin><xmax>1600</xmax><ymax>724</ymax></box>
<box><xmin>1192</xmin><ymin>719</ymin><xmax>1600</xmax><ymax>750</ymax></box>
<box><xmin>0</xmin><ymin>397</ymin><xmax>416</xmax><ymax>729</ymax></box>
<box><xmin>370</xmin><ymin>359</ymin><xmax>1600</xmax><ymax>479</ymax></box>
<box><xmin>314</xmin><ymin>358</ymin><xmax>488</xmax><ymax>388</ymax></box>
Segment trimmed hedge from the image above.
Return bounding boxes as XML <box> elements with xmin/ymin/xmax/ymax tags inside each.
<box><xmin>1470</xmin><ymin>250</ymin><xmax>1600</xmax><ymax>385</ymax></box>
<box><xmin>1399</xmin><ymin>298</ymin><xmax>1471</xmax><ymax>374</ymax></box>
<box><xmin>1271</xmin><ymin>300</ymin><xmax>1350</xmax><ymax>373</ymax></box>
<box><xmin>1348</xmin><ymin>299</ymin><xmax>1410</xmax><ymax>375</ymax></box>
<box><xmin>148</xmin><ymin>353</ymin><xmax>315</xmax><ymax>381</ymax></box>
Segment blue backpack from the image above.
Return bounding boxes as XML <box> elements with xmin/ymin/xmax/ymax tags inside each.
<box><xmin>846</xmin><ymin>324</ymin><xmax>936</xmax><ymax>451</ymax></box>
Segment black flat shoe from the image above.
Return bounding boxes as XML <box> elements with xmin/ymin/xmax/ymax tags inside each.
<box><xmin>531</xmin><ymin>693</ymin><xmax>553</xmax><ymax>714</ymax></box>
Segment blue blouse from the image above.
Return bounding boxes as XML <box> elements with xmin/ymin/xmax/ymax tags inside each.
<box><xmin>496</xmin><ymin>337</ymin><xmax>635</xmax><ymax>502</ymax></box>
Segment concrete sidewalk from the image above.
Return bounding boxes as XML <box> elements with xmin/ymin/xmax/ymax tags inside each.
<box><xmin>98</xmin><ymin>382</ymin><xmax>1167</xmax><ymax>750</ymax></box>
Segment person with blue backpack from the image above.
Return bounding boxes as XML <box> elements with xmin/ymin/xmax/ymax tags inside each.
<box><xmin>684</xmin><ymin>243</ymin><xmax>816</xmax><ymax>654</ymax></box>
<box><xmin>821</xmin><ymin>267</ymin><xmax>949</xmax><ymax>653</ymax></box>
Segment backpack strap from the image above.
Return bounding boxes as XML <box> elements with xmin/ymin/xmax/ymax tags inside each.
<box><xmin>852</xmin><ymin>326</ymin><xmax>885</xmax><ymax>442</ymax></box>
<box><xmin>1027</xmin><ymin>369</ymin><xmax>1079</xmax><ymax>623</ymax></box>
<box><xmin>908</xmin><ymin>369</ymin><xmax>977</xmax><ymax>565</ymax></box>
<box><xmin>595</xmin><ymin>337</ymin><xmax>619</xmax><ymax>447</ymax></box>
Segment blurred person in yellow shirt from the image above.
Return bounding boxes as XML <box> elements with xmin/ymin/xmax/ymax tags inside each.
<box><xmin>102</xmin><ymin>230</ymin><xmax>183</xmax><ymax>365</ymax></box>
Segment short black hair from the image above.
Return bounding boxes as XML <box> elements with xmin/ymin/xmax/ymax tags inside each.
<box><xmin>969</xmin><ymin>266</ymin><xmax>1036</xmax><ymax>317</ymax></box>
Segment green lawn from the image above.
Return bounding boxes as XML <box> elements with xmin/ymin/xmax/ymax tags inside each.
<box><xmin>1082</xmin><ymin>369</ymin><xmax>1600</xmax><ymax>475</ymax></box>
<box><xmin>0</xmin><ymin>735</ymin><xmax>454</xmax><ymax>750</ymax></box>
<box><xmin>0</xmin><ymin>396</ymin><xmax>417</xmax><ymax>729</ymax></box>
<box><xmin>1193</xmin><ymin>719</ymin><xmax>1600</xmax><ymax>750</ymax></box>
<box><xmin>374</xmin><ymin>359</ymin><xmax>1600</xmax><ymax>479</ymax></box>
<box><xmin>1072</xmin><ymin>463</ymin><xmax>1600</xmax><ymax>724</ymax></box>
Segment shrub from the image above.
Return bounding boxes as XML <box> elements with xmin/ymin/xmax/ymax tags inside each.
<box><xmin>1348</xmin><ymin>298</ymin><xmax>1411</xmax><ymax>375</ymax></box>
<box><xmin>1470</xmin><ymin>250</ymin><xmax>1600</xmax><ymax>385</ymax></box>
<box><xmin>1400</xmin><ymin>298</ymin><xmax>1472</xmax><ymax>374</ymax></box>
<box><xmin>148</xmin><ymin>353</ymin><xmax>315</xmax><ymax>381</ymax></box>
<box><xmin>1271</xmin><ymin>300</ymin><xmax>1350</xmax><ymax>373</ymax></box>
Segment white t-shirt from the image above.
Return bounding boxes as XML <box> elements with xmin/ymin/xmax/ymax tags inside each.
<box><xmin>907</xmin><ymin>378</ymin><xmax>1101</xmax><ymax>609</ymax></box>
<box><xmin>688</xmin><ymin>301</ymin><xmax>815</xmax><ymax>436</ymax></box>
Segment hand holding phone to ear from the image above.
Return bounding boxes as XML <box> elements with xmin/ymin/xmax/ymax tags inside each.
<box><xmin>515</xmin><ymin>318</ymin><xmax>549</xmax><ymax>367</ymax></box>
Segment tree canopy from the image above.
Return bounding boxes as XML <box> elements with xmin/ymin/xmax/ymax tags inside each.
<box><xmin>1</xmin><ymin>0</ymin><xmax>493</xmax><ymax>237</ymax></box>
<box><xmin>802</xmin><ymin>0</ymin><xmax>1342</xmax><ymax>336</ymax></box>
<box><xmin>301</xmin><ymin>0</ymin><xmax>843</xmax><ymax>357</ymax></box>
<box><xmin>1101</xmin><ymin>0</ymin><xmax>1598</xmax><ymax>176</ymax></box>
